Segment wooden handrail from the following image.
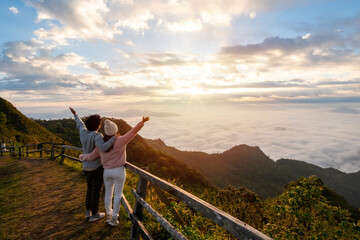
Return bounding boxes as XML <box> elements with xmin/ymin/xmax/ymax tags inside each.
<box><xmin>0</xmin><ymin>141</ymin><xmax>273</xmax><ymax>240</ymax></box>
<box><xmin>125</xmin><ymin>162</ymin><xmax>272</xmax><ymax>240</ymax></box>
<box><xmin>61</xmin><ymin>154</ymin><xmax>82</xmax><ymax>163</ymax></box>
<box><xmin>60</xmin><ymin>145</ymin><xmax>82</xmax><ymax>151</ymax></box>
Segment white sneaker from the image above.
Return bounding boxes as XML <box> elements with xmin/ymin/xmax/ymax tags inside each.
<box><xmin>106</xmin><ymin>215</ymin><xmax>112</xmax><ymax>223</ymax></box>
<box><xmin>108</xmin><ymin>217</ymin><xmax>119</xmax><ymax>226</ymax></box>
<box><xmin>89</xmin><ymin>212</ymin><xmax>105</xmax><ymax>222</ymax></box>
<box><xmin>85</xmin><ymin>210</ymin><xmax>92</xmax><ymax>219</ymax></box>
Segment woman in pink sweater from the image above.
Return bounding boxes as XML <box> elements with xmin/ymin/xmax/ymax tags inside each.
<box><xmin>79</xmin><ymin>117</ymin><xmax>150</xmax><ymax>226</ymax></box>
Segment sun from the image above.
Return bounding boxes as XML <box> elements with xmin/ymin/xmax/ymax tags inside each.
<box><xmin>187</xmin><ymin>86</ymin><xmax>203</xmax><ymax>96</ymax></box>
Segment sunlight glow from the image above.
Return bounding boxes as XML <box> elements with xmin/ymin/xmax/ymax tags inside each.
<box><xmin>187</xmin><ymin>86</ymin><xmax>204</xmax><ymax>95</ymax></box>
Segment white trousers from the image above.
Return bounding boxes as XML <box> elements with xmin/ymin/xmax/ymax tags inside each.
<box><xmin>103</xmin><ymin>166</ymin><xmax>126</xmax><ymax>218</ymax></box>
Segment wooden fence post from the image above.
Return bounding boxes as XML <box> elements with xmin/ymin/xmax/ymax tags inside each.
<box><xmin>26</xmin><ymin>146</ymin><xmax>29</xmax><ymax>158</ymax></box>
<box><xmin>39</xmin><ymin>143</ymin><xmax>43</xmax><ymax>158</ymax></box>
<box><xmin>12</xmin><ymin>141</ymin><xmax>14</xmax><ymax>155</ymax></box>
<box><xmin>18</xmin><ymin>146</ymin><xmax>22</xmax><ymax>159</ymax></box>
<box><xmin>50</xmin><ymin>141</ymin><xmax>54</xmax><ymax>160</ymax></box>
<box><xmin>60</xmin><ymin>146</ymin><xmax>65</xmax><ymax>164</ymax></box>
<box><xmin>130</xmin><ymin>176</ymin><xmax>149</xmax><ymax>240</ymax></box>
<box><xmin>0</xmin><ymin>142</ymin><xmax>3</xmax><ymax>156</ymax></box>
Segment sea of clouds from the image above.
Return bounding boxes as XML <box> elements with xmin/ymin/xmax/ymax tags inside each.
<box><xmin>124</xmin><ymin>103</ymin><xmax>360</xmax><ymax>173</ymax></box>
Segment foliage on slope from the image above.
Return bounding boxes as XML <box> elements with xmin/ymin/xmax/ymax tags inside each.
<box><xmin>0</xmin><ymin>97</ymin><xmax>64</xmax><ymax>144</ymax></box>
<box><xmin>140</xmin><ymin>175</ymin><xmax>360</xmax><ymax>239</ymax></box>
<box><xmin>263</xmin><ymin>176</ymin><xmax>360</xmax><ymax>239</ymax></box>
<box><xmin>35</xmin><ymin>118</ymin><xmax>80</xmax><ymax>146</ymax></box>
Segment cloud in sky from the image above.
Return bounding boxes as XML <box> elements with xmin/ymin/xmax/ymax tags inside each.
<box><xmin>0</xmin><ymin>39</ymin><xmax>86</xmax><ymax>91</ymax></box>
<box><xmin>24</xmin><ymin>0</ymin><xmax>307</xmax><ymax>45</ymax></box>
<box><xmin>9</xmin><ymin>7</ymin><xmax>19</xmax><ymax>14</ymax></box>
<box><xmin>27</xmin><ymin>0</ymin><xmax>122</xmax><ymax>43</ymax></box>
<box><xmin>1</xmin><ymin>0</ymin><xmax>360</xmax><ymax>106</ymax></box>
<box><xmin>2</xmin><ymin>30</ymin><xmax>360</xmax><ymax>105</ymax></box>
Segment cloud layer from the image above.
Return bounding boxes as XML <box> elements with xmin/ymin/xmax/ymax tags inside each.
<box><xmin>2</xmin><ymin>31</ymin><xmax>360</xmax><ymax>104</ymax></box>
<box><xmin>135</xmin><ymin>104</ymin><xmax>360</xmax><ymax>173</ymax></box>
<box><xmin>26</xmin><ymin>0</ymin><xmax>304</xmax><ymax>43</ymax></box>
<box><xmin>1</xmin><ymin>0</ymin><xmax>359</xmax><ymax>105</ymax></box>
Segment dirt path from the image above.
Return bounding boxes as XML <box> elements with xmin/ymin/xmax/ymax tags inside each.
<box><xmin>0</xmin><ymin>156</ymin><xmax>130</xmax><ymax>240</ymax></box>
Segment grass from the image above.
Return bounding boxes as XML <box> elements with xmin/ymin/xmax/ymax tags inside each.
<box><xmin>0</xmin><ymin>153</ymin><xmax>237</xmax><ymax>240</ymax></box>
<box><xmin>0</xmin><ymin>156</ymin><xmax>131</xmax><ymax>240</ymax></box>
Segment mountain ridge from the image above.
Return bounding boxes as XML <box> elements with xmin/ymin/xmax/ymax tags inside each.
<box><xmin>146</xmin><ymin>138</ymin><xmax>360</xmax><ymax>208</ymax></box>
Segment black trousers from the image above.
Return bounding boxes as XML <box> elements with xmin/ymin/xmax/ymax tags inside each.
<box><xmin>84</xmin><ymin>166</ymin><xmax>103</xmax><ymax>214</ymax></box>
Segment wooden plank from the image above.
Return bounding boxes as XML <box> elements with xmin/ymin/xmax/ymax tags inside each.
<box><xmin>61</xmin><ymin>154</ymin><xmax>82</xmax><ymax>162</ymax></box>
<box><xmin>121</xmin><ymin>195</ymin><xmax>153</xmax><ymax>240</ymax></box>
<box><xmin>125</xmin><ymin>162</ymin><xmax>272</xmax><ymax>240</ymax></box>
<box><xmin>121</xmin><ymin>194</ymin><xmax>133</xmax><ymax>218</ymax></box>
<box><xmin>132</xmin><ymin>189</ymin><xmax>188</xmax><ymax>240</ymax></box>
<box><xmin>60</xmin><ymin>145</ymin><xmax>82</xmax><ymax>151</ymax></box>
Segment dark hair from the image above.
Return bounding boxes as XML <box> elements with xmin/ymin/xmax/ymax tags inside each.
<box><xmin>103</xmin><ymin>133</ymin><xmax>117</xmax><ymax>152</ymax></box>
<box><xmin>103</xmin><ymin>134</ymin><xmax>113</xmax><ymax>143</ymax></box>
<box><xmin>85</xmin><ymin>114</ymin><xmax>101</xmax><ymax>131</ymax></box>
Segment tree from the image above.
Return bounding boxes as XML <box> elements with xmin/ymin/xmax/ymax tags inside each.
<box><xmin>0</xmin><ymin>112</ymin><xmax>6</xmax><ymax>126</ymax></box>
<box><xmin>263</xmin><ymin>176</ymin><xmax>360</xmax><ymax>239</ymax></box>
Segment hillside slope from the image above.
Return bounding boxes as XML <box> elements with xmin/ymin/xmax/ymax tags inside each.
<box><xmin>146</xmin><ymin>138</ymin><xmax>360</xmax><ymax>208</ymax></box>
<box><xmin>0</xmin><ymin>97</ymin><xmax>66</xmax><ymax>144</ymax></box>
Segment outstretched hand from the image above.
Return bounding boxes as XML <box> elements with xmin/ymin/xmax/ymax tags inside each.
<box><xmin>69</xmin><ymin>107</ymin><xmax>76</xmax><ymax>115</ymax></box>
<box><xmin>142</xmin><ymin>116</ymin><xmax>150</xmax><ymax>123</ymax></box>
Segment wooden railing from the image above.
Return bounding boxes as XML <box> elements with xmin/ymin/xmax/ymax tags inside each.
<box><xmin>0</xmin><ymin>140</ymin><xmax>273</xmax><ymax>240</ymax></box>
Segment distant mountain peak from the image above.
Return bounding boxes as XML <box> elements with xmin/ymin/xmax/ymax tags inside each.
<box><xmin>153</xmin><ymin>138</ymin><xmax>166</xmax><ymax>146</ymax></box>
<box><xmin>225</xmin><ymin>144</ymin><xmax>261</xmax><ymax>153</ymax></box>
<box><xmin>331</xmin><ymin>106</ymin><xmax>359</xmax><ymax>114</ymax></box>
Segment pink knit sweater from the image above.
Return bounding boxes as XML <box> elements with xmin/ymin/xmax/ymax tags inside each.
<box><xmin>79</xmin><ymin>122</ymin><xmax>144</xmax><ymax>169</ymax></box>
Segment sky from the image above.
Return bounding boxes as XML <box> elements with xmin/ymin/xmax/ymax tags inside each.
<box><xmin>1</xmin><ymin>0</ymin><xmax>360</xmax><ymax>172</ymax></box>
